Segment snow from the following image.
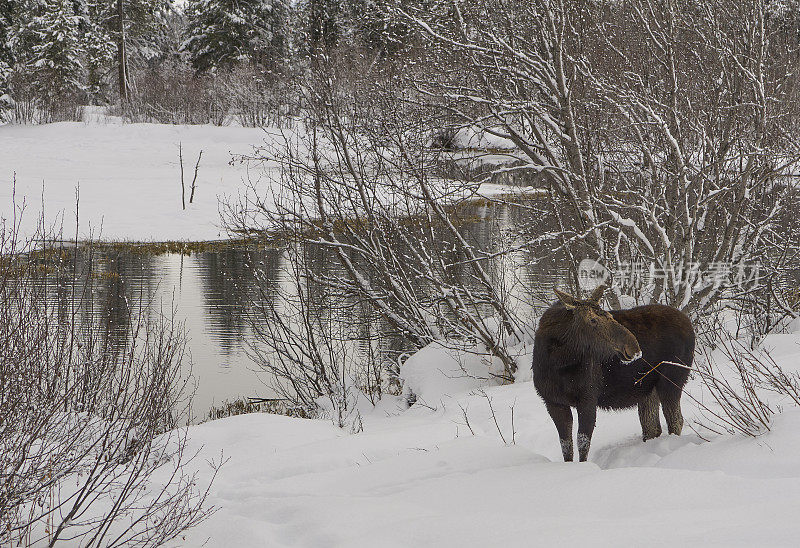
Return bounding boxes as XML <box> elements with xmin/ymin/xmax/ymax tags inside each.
<box><xmin>0</xmin><ymin>120</ymin><xmax>279</xmax><ymax>241</ymax></box>
<box><xmin>399</xmin><ymin>341</ymin><xmax>505</xmax><ymax>405</ymax></box>
<box><xmin>7</xmin><ymin>119</ymin><xmax>800</xmax><ymax>545</ymax></box>
<box><xmin>0</xmin><ymin>121</ymin><xmax>537</xmax><ymax>242</ymax></box>
<box><xmin>155</xmin><ymin>331</ymin><xmax>800</xmax><ymax>547</ymax></box>
<box><xmin>476</xmin><ymin>182</ymin><xmax>547</xmax><ymax>198</ymax></box>
<box><xmin>452</xmin><ymin>125</ymin><xmax>517</xmax><ymax>150</ymax></box>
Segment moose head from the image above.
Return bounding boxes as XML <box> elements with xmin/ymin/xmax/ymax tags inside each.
<box><xmin>553</xmin><ymin>285</ymin><xmax>642</xmax><ymax>365</ymax></box>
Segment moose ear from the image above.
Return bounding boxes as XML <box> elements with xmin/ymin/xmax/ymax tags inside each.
<box><xmin>554</xmin><ymin>287</ymin><xmax>579</xmax><ymax>309</ymax></box>
<box><xmin>589</xmin><ymin>284</ymin><xmax>608</xmax><ymax>304</ymax></box>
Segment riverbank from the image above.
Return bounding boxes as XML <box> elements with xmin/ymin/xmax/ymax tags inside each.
<box><xmin>1</xmin><ymin>121</ymin><xmax>543</xmax><ymax>244</ymax></box>
<box><xmin>1</xmin><ymin>121</ymin><xmax>273</xmax><ymax>241</ymax></box>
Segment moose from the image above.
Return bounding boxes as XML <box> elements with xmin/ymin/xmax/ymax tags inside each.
<box><xmin>532</xmin><ymin>285</ymin><xmax>695</xmax><ymax>462</ymax></box>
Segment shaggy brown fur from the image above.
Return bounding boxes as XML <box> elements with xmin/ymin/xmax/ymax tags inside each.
<box><xmin>532</xmin><ymin>286</ymin><xmax>695</xmax><ymax>461</ymax></box>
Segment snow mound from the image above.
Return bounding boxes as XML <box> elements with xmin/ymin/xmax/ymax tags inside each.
<box><xmin>400</xmin><ymin>342</ymin><xmax>505</xmax><ymax>406</ymax></box>
<box><xmin>452</xmin><ymin>126</ymin><xmax>517</xmax><ymax>150</ymax></box>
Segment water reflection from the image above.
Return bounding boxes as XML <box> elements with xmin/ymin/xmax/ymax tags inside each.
<box><xmin>195</xmin><ymin>247</ymin><xmax>282</xmax><ymax>353</ymax></box>
<box><xmin>37</xmin><ymin>202</ymin><xmax>567</xmax><ymax>421</ymax></box>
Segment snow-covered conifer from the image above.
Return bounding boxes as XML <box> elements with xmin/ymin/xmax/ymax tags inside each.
<box><xmin>11</xmin><ymin>0</ymin><xmax>86</xmax><ymax>102</ymax></box>
<box><xmin>0</xmin><ymin>0</ymin><xmax>14</xmax><ymax>102</ymax></box>
<box><xmin>182</xmin><ymin>0</ymin><xmax>289</xmax><ymax>72</ymax></box>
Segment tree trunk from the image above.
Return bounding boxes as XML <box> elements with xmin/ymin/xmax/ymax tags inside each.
<box><xmin>117</xmin><ymin>0</ymin><xmax>127</xmax><ymax>102</ymax></box>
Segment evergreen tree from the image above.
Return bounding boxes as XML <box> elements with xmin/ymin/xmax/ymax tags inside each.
<box><xmin>66</xmin><ymin>0</ymin><xmax>114</xmax><ymax>102</ymax></box>
<box><xmin>346</xmin><ymin>0</ymin><xmax>434</xmax><ymax>58</ymax></box>
<box><xmin>82</xmin><ymin>16</ymin><xmax>114</xmax><ymax>101</ymax></box>
<box><xmin>0</xmin><ymin>0</ymin><xmax>16</xmax><ymax>101</ymax></box>
<box><xmin>2</xmin><ymin>0</ymin><xmax>178</xmax><ymax>112</ymax></box>
<box><xmin>302</xmin><ymin>0</ymin><xmax>421</xmax><ymax>57</ymax></box>
<box><xmin>181</xmin><ymin>0</ymin><xmax>289</xmax><ymax>72</ymax></box>
<box><xmin>11</xmin><ymin>0</ymin><xmax>86</xmax><ymax>101</ymax></box>
<box><xmin>348</xmin><ymin>0</ymin><xmax>407</xmax><ymax>56</ymax></box>
<box><xmin>305</xmin><ymin>0</ymin><xmax>340</xmax><ymax>53</ymax></box>
<box><xmin>77</xmin><ymin>0</ymin><xmax>172</xmax><ymax>101</ymax></box>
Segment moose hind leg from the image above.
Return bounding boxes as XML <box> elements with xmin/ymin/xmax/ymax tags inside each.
<box><xmin>638</xmin><ymin>389</ymin><xmax>662</xmax><ymax>441</ymax></box>
<box><xmin>661</xmin><ymin>396</ymin><xmax>684</xmax><ymax>435</ymax></box>
<box><xmin>545</xmin><ymin>402</ymin><xmax>573</xmax><ymax>462</ymax></box>
<box><xmin>576</xmin><ymin>403</ymin><xmax>597</xmax><ymax>462</ymax></box>
<box><xmin>657</xmin><ymin>385</ymin><xmax>685</xmax><ymax>435</ymax></box>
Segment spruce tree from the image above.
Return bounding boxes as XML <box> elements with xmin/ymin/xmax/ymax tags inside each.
<box><xmin>305</xmin><ymin>0</ymin><xmax>340</xmax><ymax>53</ymax></box>
<box><xmin>80</xmin><ymin>0</ymin><xmax>171</xmax><ymax>101</ymax></box>
<box><xmin>0</xmin><ymin>0</ymin><xmax>16</xmax><ymax>102</ymax></box>
<box><xmin>12</xmin><ymin>0</ymin><xmax>85</xmax><ymax>102</ymax></box>
<box><xmin>348</xmin><ymin>0</ymin><xmax>406</xmax><ymax>56</ymax></box>
<box><xmin>82</xmin><ymin>17</ymin><xmax>114</xmax><ymax>102</ymax></box>
<box><xmin>347</xmin><ymin>0</ymin><xmax>432</xmax><ymax>57</ymax></box>
<box><xmin>182</xmin><ymin>0</ymin><xmax>289</xmax><ymax>72</ymax></box>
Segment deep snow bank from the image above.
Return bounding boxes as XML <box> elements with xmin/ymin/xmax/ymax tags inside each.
<box><xmin>165</xmin><ymin>331</ymin><xmax>800</xmax><ymax>547</ymax></box>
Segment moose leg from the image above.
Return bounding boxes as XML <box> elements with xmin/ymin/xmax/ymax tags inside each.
<box><xmin>657</xmin><ymin>384</ymin><xmax>684</xmax><ymax>435</ymax></box>
<box><xmin>660</xmin><ymin>394</ymin><xmax>684</xmax><ymax>435</ymax></box>
<box><xmin>576</xmin><ymin>402</ymin><xmax>597</xmax><ymax>462</ymax></box>
<box><xmin>545</xmin><ymin>402</ymin><xmax>573</xmax><ymax>462</ymax></box>
<box><xmin>638</xmin><ymin>389</ymin><xmax>662</xmax><ymax>441</ymax></box>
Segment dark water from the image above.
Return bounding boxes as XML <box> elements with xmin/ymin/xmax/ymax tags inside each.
<box><xmin>34</xmin><ymin>202</ymin><xmax>566</xmax><ymax>421</ymax></box>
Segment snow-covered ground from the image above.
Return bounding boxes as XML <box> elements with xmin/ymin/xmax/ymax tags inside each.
<box><xmin>158</xmin><ymin>332</ymin><xmax>800</xmax><ymax>547</ymax></box>
<box><xmin>0</xmin><ymin>120</ymin><xmax>532</xmax><ymax>242</ymax></box>
<box><xmin>0</xmin><ymin>120</ymin><xmax>278</xmax><ymax>241</ymax></box>
<box><xmin>8</xmin><ymin>119</ymin><xmax>799</xmax><ymax>546</ymax></box>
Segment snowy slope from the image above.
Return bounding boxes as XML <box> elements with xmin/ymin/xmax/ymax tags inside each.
<box><xmin>161</xmin><ymin>333</ymin><xmax>800</xmax><ymax>547</ymax></box>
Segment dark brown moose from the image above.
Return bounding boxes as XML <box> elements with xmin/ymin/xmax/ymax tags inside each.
<box><xmin>532</xmin><ymin>285</ymin><xmax>695</xmax><ymax>462</ymax></box>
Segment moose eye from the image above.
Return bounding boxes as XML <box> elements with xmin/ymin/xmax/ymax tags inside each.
<box><xmin>589</xmin><ymin>318</ymin><xmax>598</xmax><ymax>326</ymax></box>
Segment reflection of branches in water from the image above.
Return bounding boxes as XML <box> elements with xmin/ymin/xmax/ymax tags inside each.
<box><xmin>26</xmin><ymin>247</ymin><xmax>161</xmax><ymax>356</ymax></box>
<box><xmin>196</xmin><ymin>246</ymin><xmax>282</xmax><ymax>353</ymax></box>
<box><xmin>97</xmin><ymin>251</ymin><xmax>159</xmax><ymax>353</ymax></box>
<box><xmin>221</xmin><ymin>63</ymin><xmax>569</xmax><ymax>412</ymax></box>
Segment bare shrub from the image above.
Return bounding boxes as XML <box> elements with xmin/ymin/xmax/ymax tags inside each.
<box><xmin>217</xmin><ymin>51</ymin><xmax>532</xmax><ymax>421</ymax></box>
<box><xmin>223</xmin><ymin>64</ymin><xmax>299</xmax><ymax>128</ymax></box>
<box><xmin>688</xmin><ymin>336</ymin><xmax>800</xmax><ymax>438</ymax></box>
<box><xmin>728</xmin><ymin>276</ymin><xmax>800</xmax><ymax>346</ymax></box>
<box><xmin>0</xmin><ymin>72</ymin><xmax>82</xmax><ymax>124</ymax></box>
<box><xmin>113</xmin><ymin>62</ymin><xmax>301</xmax><ymax>127</ymax></box>
<box><xmin>119</xmin><ymin>63</ymin><xmax>227</xmax><ymax>125</ymax></box>
<box><xmin>403</xmin><ymin>0</ymin><xmax>800</xmax><ymax>316</ymax></box>
<box><xmin>246</xmin><ymin>242</ymin><xmax>373</xmax><ymax>426</ymax></box>
<box><xmin>0</xmin><ymin>209</ymin><xmax>216</xmax><ymax>546</ymax></box>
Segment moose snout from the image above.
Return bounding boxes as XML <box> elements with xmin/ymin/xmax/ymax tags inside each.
<box><xmin>617</xmin><ymin>335</ymin><xmax>642</xmax><ymax>364</ymax></box>
<box><xmin>619</xmin><ymin>344</ymin><xmax>643</xmax><ymax>365</ymax></box>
